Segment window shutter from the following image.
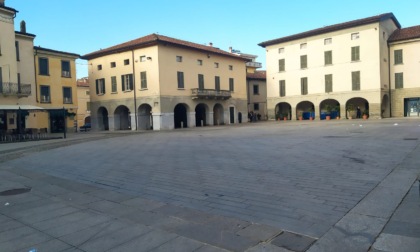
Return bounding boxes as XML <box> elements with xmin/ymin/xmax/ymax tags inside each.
<box><xmin>102</xmin><ymin>79</ymin><xmax>106</xmax><ymax>93</ymax></box>
<box><xmin>121</xmin><ymin>76</ymin><xmax>125</xmax><ymax>91</ymax></box>
<box><xmin>96</xmin><ymin>79</ymin><xmax>99</xmax><ymax>94</ymax></box>
<box><xmin>129</xmin><ymin>74</ymin><xmax>133</xmax><ymax>90</ymax></box>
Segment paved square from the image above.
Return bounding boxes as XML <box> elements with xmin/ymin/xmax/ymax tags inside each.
<box><xmin>1</xmin><ymin>119</ymin><xmax>419</xmax><ymax>251</ymax></box>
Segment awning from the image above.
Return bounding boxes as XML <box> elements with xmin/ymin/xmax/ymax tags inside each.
<box><xmin>0</xmin><ymin>105</ymin><xmax>46</xmax><ymax>110</ymax></box>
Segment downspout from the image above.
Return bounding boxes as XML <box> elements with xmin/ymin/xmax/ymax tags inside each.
<box><xmin>33</xmin><ymin>48</ymin><xmax>38</xmax><ymax>102</ymax></box>
<box><xmin>388</xmin><ymin>43</ymin><xmax>392</xmax><ymax>118</ymax></box>
<box><xmin>131</xmin><ymin>50</ymin><xmax>138</xmax><ymax>130</ymax></box>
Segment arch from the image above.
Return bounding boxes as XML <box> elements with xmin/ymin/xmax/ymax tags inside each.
<box><xmin>381</xmin><ymin>94</ymin><xmax>390</xmax><ymax>118</ymax></box>
<box><xmin>195</xmin><ymin>103</ymin><xmax>208</xmax><ymax>127</ymax></box>
<box><xmin>138</xmin><ymin>104</ymin><xmax>152</xmax><ymax>130</ymax></box>
<box><xmin>84</xmin><ymin>116</ymin><xmax>91</xmax><ymax>124</ymax></box>
<box><xmin>319</xmin><ymin>99</ymin><xmax>340</xmax><ymax>120</ymax></box>
<box><xmin>174</xmin><ymin>103</ymin><xmax>188</xmax><ymax>129</ymax></box>
<box><xmin>296</xmin><ymin>101</ymin><xmax>315</xmax><ymax>120</ymax></box>
<box><xmin>213</xmin><ymin>103</ymin><xmax>224</xmax><ymax>125</ymax></box>
<box><xmin>275</xmin><ymin>102</ymin><xmax>292</xmax><ymax>120</ymax></box>
<box><xmin>114</xmin><ymin>105</ymin><xmax>130</xmax><ymax>130</ymax></box>
<box><xmin>346</xmin><ymin>97</ymin><xmax>369</xmax><ymax>119</ymax></box>
<box><xmin>97</xmin><ymin>107</ymin><xmax>109</xmax><ymax>131</ymax></box>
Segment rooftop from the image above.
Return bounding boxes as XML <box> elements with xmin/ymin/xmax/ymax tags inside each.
<box><xmin>34</xmin><ymin>46</ymin><xmax>80</xmax><ymax>58</ymax></box>
<box><xmin>259</xmin><ymin>13</ymin><xmax>400</xmax><ymax>47</ymax></box>
<box><xmin>247</xmin><ymin>71</ymin><xmax>266</xmax><ymax>80</ymax></box>
<box><xmin>388</xmin><ymin>25</ymin><xmax>420</xmax><ymax>42</ymax></box>
<box><xmin>82</xmin><ymin>33</ymin><xmax>246</xmax><ymax>61</ymax></box>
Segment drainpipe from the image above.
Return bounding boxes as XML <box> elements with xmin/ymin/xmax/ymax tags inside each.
<box><xmin>33</xmin><ymin>48</ymin><xmax>38</xmax><ymax>102</ymax></box>
<box><xmin>131</xmin><ymin>50</ymin><xmax>138</xmax><ymax>130</ymax></box>
<box><xmin>388</xmin><ymin>44</ymin><xmax>392</xmax><ymax>118</ymax></box>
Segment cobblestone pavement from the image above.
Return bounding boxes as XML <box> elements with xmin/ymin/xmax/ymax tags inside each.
<box><xmin>0</xmin><ymin>119</ymin><xmax>419</xmax><ymax>251</ymax></box>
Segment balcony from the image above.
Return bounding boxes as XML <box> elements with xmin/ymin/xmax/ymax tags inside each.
<box><xmin>191</xmin><ymin>88</ymin><xmax>231</xmax><ymax>100</ymax></box>
<box><xmin>0</xmin><ymin>82</ymin><xmax>31</xmax><ymax>97</ymax></box>
<box><xmin>246</xmin><ymin>61</ymin><xmax>262</xmax><ymax>68</ymax></box>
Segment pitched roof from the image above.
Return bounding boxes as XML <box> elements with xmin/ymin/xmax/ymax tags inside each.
<box><xmin>388</xmin><ymin>25</ymin><xmax>420</xmax><ymax>43</ymax></box>
<box><xmin>247</xmin><ymin>71</ymin><xmax>266</xmax><ymax>80</ymax></box>
<box><xmin>259</xmin><ymin>13</ymin><xmax>400</xmax><ymax>47</ymax></box>
<box><xmin>34</xmin><ymin>46</ymin><xmax>80</xmax><ymax>58</ymax></box>
<box><xmin>82</xmin><ymin>34</ymin><xmax>245</xmax><ymax>61</ymax></box>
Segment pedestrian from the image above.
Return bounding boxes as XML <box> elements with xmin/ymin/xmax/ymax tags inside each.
<box><xmin>356</xmin><ymin>106</ymin><xmax>361</xmax><ymax>119</ymax></box>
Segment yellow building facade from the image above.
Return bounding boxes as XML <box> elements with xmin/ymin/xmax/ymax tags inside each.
<box><xmin>34</xmin><ymin>47</ymin><xmax>79</xmax><ymax>133</ymax></box>
<box><xmin>260</xmin><ymin>13</ymin><xmax>402</xmax><ymax>120</ymax></box>
<box><xmin>82</xmin><ymin>34</ymin><xmax>248</xmax><ymax>131</ymax></box>
<box><xmin>76</xmin><ymin>77</ymin><xmax>91</xmax><ymax>128</ymax></box>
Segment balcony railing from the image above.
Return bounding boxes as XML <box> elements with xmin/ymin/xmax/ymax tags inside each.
<box><xmin>0</xmin><ymin>82</ymin><xmax>31</xmax><ymax>97</ymax></box>
<box><xmin>191</xmin><ymin>88</ymin><xmax>231</xmax><ymax>100</ymax></box>
<box><xmin>246</xmin><ymin>61</ymin><xmax>262</xmax><ymax>68</ymax></box>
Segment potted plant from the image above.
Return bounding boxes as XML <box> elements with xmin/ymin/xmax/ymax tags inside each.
<box><xmin>346</xmin><ymin>104</ymin><xmax>355</xmax><ymax>119</ymax></box>
<box><xmin>362</xmin><ymin>109</ymin><xmax>369</xmax><ymax>119</ymax></box>
<box><xmin>333</xmin><ymin>105</ymin><xmax>340</xmax><ymax>120</ymax></box>
<box><xmin>298</xmin><ymin>111</ymin><xmax>303</xmax><ymax>121</ymax></box>
<box><xmin>308</xmin><ymin>107</ymin><xmax>314</xmax><ymax>121</ymax></box>
<box><xmin>283</xmin><ymin>113</ymin><xmax>288</xmax><ymax>121</ymax></box>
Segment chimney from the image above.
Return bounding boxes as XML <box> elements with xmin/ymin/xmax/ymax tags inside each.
<box><xmin>20</xmin><ymin>20</ymin><xmax>26</xmax><ymax>33</ymax></box>
<box><xmin>229</xmin><ymin>47</ymin><xmax>232</xmax><ymax>53</ymax></box>
<box><xmin>0</xmin><ymin>0</ymin><xmax>4</xmax><ymax>6</ymax></box>
<box><xmin>209</xmin><ymin>42</ymin><xmax>213</xmax><ymax>47</ymax></box>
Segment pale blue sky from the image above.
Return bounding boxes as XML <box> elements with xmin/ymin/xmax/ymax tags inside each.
<box><xmin>9</xmin><ymin>0</ymin><xmax>420</xmax><ymax>78</ymax></box>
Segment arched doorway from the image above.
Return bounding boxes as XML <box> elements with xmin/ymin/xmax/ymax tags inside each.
<box><xmin>138</xmin><ymin>104</ymin><xmax>152</xmax><ymax>130</ymax></box>
<box><xmin>319</xmin><ymin>99</ymin><xmax>340</xmax><ymax>120</ymax></box>
<box><xmin>213</xmin><ymin>103</ymin><xmax>224</xmax><ymax>125</ymax></box>
<box><xmin>84</xmin><ymin>116</ymin><xmax>91</xmax><ymax>124</ymax></box>
<box><xmin>346</xmin><ymin>97</ymin><xmax>369</xmax><ymax>119</ymax></box>
<box><xmin>275</xmin><ymin>102</ymin><xmax>292</xmax><ymax>120</ymax></box>
<box><xmin>174</xmin><ymin>104</ymin><xmax>188</xmax><ymax>129</ymax></box>
<box><xmin>97</xmin><ymin>107</ymin><xmax>109</xmax><ymax>131</ymax></box>
<box><xmin>381</xmin><ymin>94</ymin><xmax>390</xmax><ymax>118</ymax></box>
<box><xmin>195</xmin><ymin>103</ymin><xmax>207</xmax><ymax>127</ymax></box>
<box><xmin>296</xmin><ymin>101</ymin><xmax>315</xmax><ymax>120</ymax></box>
<box><xmin>114</xmin><ymin>105</ymin><xmax>130</xmax><ymax>130</ymax></box>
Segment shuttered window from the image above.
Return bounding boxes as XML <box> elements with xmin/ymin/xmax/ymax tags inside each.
<box><xmin>278</xmin><ymin>59</ymin><xmax>285</xmax><ymax>72</ymax></box>
<box><xmin>177</xmin><ymin>72</ymin><xmax>184</xmax><ymax>89</ymax></box>
<box><xmin>215</xmin><ymin>76</ymin><xmax>220</xmax><ymax>91</ymax></box>
<box><xmin>279</xmin><ymin>80</ymin><xmax>286</xmax><ymax>97</ymax></box>
<box><xmin>351</xmin><ymin>46</ymin><xmax>360</xmax><ymax>61</ymax></box>
<box><xmin>300</xmin><ymin>55</ymin><xmax>307</xmax><ymax>69</ymax></box>
<box><xmin>394</xmin><ymin>50</ymin><xmax>403</xmax><ymax>65</ymax></box>
<box><xmin>395</xmin><ymin>73</ymin><xmax>403</xmax><ymax>89</ymax></box>
<box><xmin>198</xmin><ymin>74</ymin><xmax>204</xmax><ymax>90</ymax></box>
<box><xmin>352</xmin><ymin>71</ymin><xmax>360</xmax><ymax>90</ymax></box>
<box><xmin>325</xmin><ymin>74</ymin><xmax>333</xmax><ymax>93</ymax></box>
<box><xmin>140</xmin><ymin>71</ymin><xmax>147</xmax><ymax>89</ymax></box>
<box><xmin>301</xmin><ymin>77</ymin><xmax>308</xmax><ymax>95</ymax></box>
<box><xmin>121</xmin><ymin>74</ymin><xmax>133</xmax><ymax>91</ymax></box>
<box><xmin>324</xmin><ymin>51</ymin><xmax>332</xmax><ymax>65</ymax></box>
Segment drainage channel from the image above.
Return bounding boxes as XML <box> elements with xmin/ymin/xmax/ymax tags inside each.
<box><xmin>0</xmin><ymin>188</ymin><xmax>31</xmax><ymax>196</ymax></box>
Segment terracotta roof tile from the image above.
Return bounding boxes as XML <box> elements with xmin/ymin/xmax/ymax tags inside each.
<box><xmin>388</xmin><ymin>25</ymin><xmax>420</xmax><ymax>42</ymax></box>
<box><xmin>82</xmin><ymin>34</ymin><xmax>245</xmax><ymax>61</ymax></box>
<box><xmin>247</xmin><ymin>71</ymin><xmax>266</xmax><ymax>80</ymax></box>
<box><xmin>259</xmin><ymin>13</ymin><xmax>400</xmax><ymax>47</ymax></box>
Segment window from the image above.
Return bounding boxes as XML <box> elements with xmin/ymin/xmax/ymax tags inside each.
<box><xmin>40</xmin><ymin>85</ymin><xmax>50</xmax><ymax>102</ymax></box>
<box><xmin>140</xmin><ymin>71</ymin><xmax>147</xmax><ymax>89</ymax></box>
<box><xmin>110</xmin><ymin>62</ymin><xmax>116</xmax><ymax>68</ymax></box>
<box><xmin>176</xmin><ymin>56</ymin><xmax>183</xmax><ymax>62</ymax></box>
<box><xmin>97</xmin><ymin>65</ymin><xmax>102</xmax><ymax>70</ymax></box>
<box><xmin>229</xmin><ymin>78</ymin><xmax>234</xmax><ymax>91</ymax></box>
<box><xmin>325</xmin><ymin>74</ymin><xmax>333</xmax><ymax>93</ymax></box>
<box><xmin>61</xmin><ymin>61</ymin><xmax>71</xmax><ymax>77</ymax></box>
<box><xmin>324</xmin><ymin>51</ymin><xmax>332</xmax><ymax>65</ymax></box>
<box><xmin>254</xmin><ymin>103</ymin><xmax>259</xmax><ymax>111</ymax></box>
<box><xmin>197</xmin><ymin>59</ymin><xmax>203</xmax><ymax>66</ymax></box>
<box><xmin>0</xmin><ymin>67</ymin><xmax>2</xmax><ymax>84</ymax></box>
<box><xmin>177</xmin><ymin>71</ymin><xmax>184</xmax><ymax>89</ymax></box>
<box><xmin>121</xmin><ymin>74</ymin><xmax>133</xmax><ymax>91</ymax></box>
<box><xmin>39</xmin><ymin>58</ymin><xmax>49</xmax><ymax>75</ymax></box>
<box><xmin>301</xmin><ymin>77</ymin><xmax>308</xmax><ymax>95</ymax></box>
<box><xmin>395</xmin><ymin>72</ymin><xmax>403</xmax><ymax>89</ymax></box>
<box><xmin>63</xmin><ymin>87</ymin><xmax>72</xmax><ymax>104</ymax></box>
<box><xmin>198</xmin><ymin>74</ymin><xmax>204</xmax><ymax>90</ymax></box>
<box><xmin>394</xmin><ymin>49</ymin><xmax>403</xmax><ymax>65</ymax></box>
<box><xmin>253</xmin><ymin>84</ymin><xmax>259</xmax><ymax>95</ymax></box>
<box><xmin>215</xmin><ymin>76</ymin><xmax>220</xmax><ymax>91</ymax></box>
<box><xmin>140</xmin><ymin>56</ymin><xmax>146</xmax><ymax>62</ymax></box>
<box><xmin>351</xmin><ymin>32</ymin><xmax>360</xmax><ymax>40</ymax></box>
<box><xmin>85</xmin><ymin>90</ymin><xmax>90</xmax><ymax>96</ymax></box>
<box><xmin>278</xmin><ymin>59</ymin><xmax>285</xmax><ymax>72</ymax></box>
<box><xmin>324</xmin><ymin>38</ymin><xmax>332</xmax><ymax>45</ymax></box>
<box><xmin>95</xmin><ymin>78</ymin><xmax>105</xmax><ymax>95</ymax></box>
<box><xmin>15</xmin><ymin>41</ymin><xmax>19</xmax><ymax>61</ymax></box>
<box><xmin>300</xmin><ymin>43</ymin><xmax>307</xmax><ymax>49</ymax></box>
<box><xmin>229</xmin><ymin>65</ymin><xmax>233</xmax><ymax>70</ymax></box>
<box><xmin>300</xmin><ymin>55</ymin><xmax>307</xmax><ymax>69</ymax></box>
<box><xmin>111</xmin><ymin>76</ymin><xmax>117</xmax><ymax>93</ymax></box>
<box><xmin>214</xmin><ymin>62</ymin><xmax>219</xmax><ymax>68</ymax></box>
<box><xmin>124</xmin><ymin>59</ymin><xmax>130</xmax><ymax>65</ymax></box>
<box><xmin>351</xmin><ymin>46</ymin><xmax>360</xmax><ymax>61</ymax></box>
<box><xmin>279</xmin><ymin>80</ymin><xmax>286</xmax><ymax>97</ymax></box>
<box><xmin>278</xmin><ymin>48</ymin><xmax>284</xmax><ymax>54</ymax></box>
<box><xmin>352</xmin><ymin>71</ymin><xmax>360</xmax><ymax>91</ymax></box>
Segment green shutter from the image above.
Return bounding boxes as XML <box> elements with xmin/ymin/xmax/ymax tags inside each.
<box><xmin>102</xmin><ymin>79</ymin><xmax>106</xmax><ymax>93</ymax></box>
<box><xmin>352</xmin><ymin>47</ymin><xmax>360</xmax><ymax>61</ymax></box>
<box><xmin>96</xmin><ymin>79</ymin><xmax>99</xmax><ymax>94</ymax></box>
<box><xmin>121</xmin><ymin>76</ymin><xmax>125</xmax><ymax>91</ymax></box>
<box><xmin>352</xmin><ymin>71</ymin><xmax>360</xmax><ymax>90</ymax></box>
<box><xmin>129</xmin><ymin>74</ymin><xmax>133</xmax><ymax>90</ymax></box>
<box><xmin>300</xmin><ymin>55</ymin><xmax>307</xmax><ymax>69</ymax></box>
<box><xmin>279</xmin><ymin>59</ymin><xmax>285</xmax><ymax>72</ymax></box>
